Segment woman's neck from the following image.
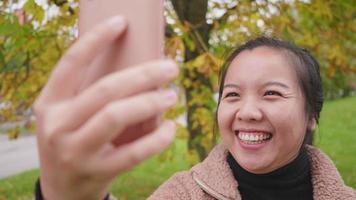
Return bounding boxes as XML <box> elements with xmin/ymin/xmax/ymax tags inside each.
<box><xmin>227</xmin><ymin>147</ymin><xmax>313</xmax><ymax>200</ymax></box>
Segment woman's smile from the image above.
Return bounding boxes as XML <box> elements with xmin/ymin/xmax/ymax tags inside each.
<box><xmin>235</xmin><ymin>129</ymin><xmax>272</xmax><ymax>148</ymax></box>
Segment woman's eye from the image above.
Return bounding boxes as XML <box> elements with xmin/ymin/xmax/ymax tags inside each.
<box><xmin>224</xmin><ymin>92</ymin><xmax>239</xmax><ymax>98</ymax></box>
<box><xmin>264</xmin><ymin>90</ymin><xmax>282</xmax><ymax>96</ymax></box>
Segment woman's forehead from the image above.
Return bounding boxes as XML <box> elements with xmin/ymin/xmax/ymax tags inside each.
<box><xmin>230</xmin><ymin>46</ymin><xmax>289</xmax><ymax>66</ymax></box>
<box><xmin>224</xmin><ymin>47</ymin><xmax>299</xmax><ymax>86</ymax></box>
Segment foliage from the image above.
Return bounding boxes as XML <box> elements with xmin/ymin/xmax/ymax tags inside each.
<box><xmin>0</xmin><ymin>0</ymin><xmax>77</xmax><ymax>138</ymax></box>
<box><xmin>263</xmin><ymin>0</ymin><xmax>356</xmax><ymax>99</ymax></box>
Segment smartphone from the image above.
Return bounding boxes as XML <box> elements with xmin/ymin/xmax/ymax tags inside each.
<box><xmin>78</xmin><ymin>0</ymin><xmax>164</xmax><ymax>88</ymax></box>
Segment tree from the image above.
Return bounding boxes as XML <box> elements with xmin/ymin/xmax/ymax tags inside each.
<box><xmin>165</xmin><ymin>0</ymin><xmax>217</xmax><ymax>162</ymax></box>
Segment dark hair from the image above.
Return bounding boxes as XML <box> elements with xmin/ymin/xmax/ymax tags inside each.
<box><xmin>217</xmin><ymin>37</ymin><xmax>324</xmax><ymax>145</ymax></box>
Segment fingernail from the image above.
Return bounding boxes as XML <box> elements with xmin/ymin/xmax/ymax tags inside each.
<box><xmin>160</xmin><ymin>60</ymin><xmax>179</xmax><ymax>78</ymax></box>
<box><xmin>160</xmin><ymin>90</ymin><xmax>177</xmax><ymax>106</ymax></box>
<box><xmin>108</xmin><ymin>16</ymin><xmax>126</xmax><ymax>31</ymax></box>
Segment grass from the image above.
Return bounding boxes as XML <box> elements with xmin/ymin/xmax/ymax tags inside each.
<box><xmin>0</xmin><ymin>140</ymin><xmax>190</xmax><ymax>200</ymax></box>
<box><xmin>0</xmin><ymin>96</ymin><xmax>355</xmax><ymax>199</ymax></box>
<box><xmin>110</xmin><ymin>140</ymin><xmax>190</xmax><ymax>199</ymax></box>
<box><xmin>314</xmin><ymin>96</ymin><xmax>356</xmax><ymax>187</ymax></box>
<box><xmin>0</xmin><ymin>169</ymin><xmax>39</xmax><ymax>200</ymax></box>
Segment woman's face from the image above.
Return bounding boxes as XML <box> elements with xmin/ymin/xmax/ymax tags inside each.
<box><xmin>218</xmin><ymin>46</ymin><xmax>312</xmax><ymax>174</ymax></box>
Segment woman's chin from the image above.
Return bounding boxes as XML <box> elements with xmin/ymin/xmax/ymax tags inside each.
<box><xmin>230</xmin><ymin>144</ymin><xmax>274</xmax><ymax>174</ymax></box>
<box><xmin>239</xmin><ymin>161</ymin><xmax>270</xmax><ymax>174</ymax></box>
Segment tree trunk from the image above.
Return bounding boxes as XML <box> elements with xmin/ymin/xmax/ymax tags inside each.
<box><xmin>170</xmin><ymin>0</ymin><xmax>213</xmax><ymax>160</ymax></box>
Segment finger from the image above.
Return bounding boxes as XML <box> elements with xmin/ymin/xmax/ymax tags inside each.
<box><xmin>52</xmin><ymin>60</ymin><xmax>178</xmax><ymax>132</ymax></box>
<box><xmin>75</xmin><ymin>89</ymin><xmax>177</xmax><ymax>151</ymax></box>
<box><xmin>40</xmin><ymin>16</ymin><xmax>127</xmax><ymax>103</ymax></box>
<box><xmin>111</xmin><ymin>116</ymin><xmax>160</xmax><ymax>147</ymax></box>
<box><xmin>100</xmin><ymin>120</ymin><xmax>176</xmax><ymax>175</ymax></box>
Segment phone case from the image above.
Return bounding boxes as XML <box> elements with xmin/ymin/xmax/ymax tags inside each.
<box><xmin>78</xmin><ymin>0</ymin><xmax>164</xmax><ymax>88</ymax></box>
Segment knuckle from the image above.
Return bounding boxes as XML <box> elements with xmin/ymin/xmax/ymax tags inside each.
<box><xmin>41</xmin><ymin>109</ymin><xmax>59</xmax><ymax>135</ymax></box>
<box><xmin>39</xmin><ymin>104</ymin><xmax>73</xmax><ymax>141</ymax></box>
<box><xmin>42</xmin><ymin>125</ymin><xmax>63</xmax><ymax>148</ymax></box>
<box><xmin>145</xmin><ymin>92</ymin><xmax>164</xmax><ymax>110</ymax></box>
<box><xmin>61</xmin><ymin>51</ymin><xmax>79</xmax><ymax>66</ymax></box>
<box><xmin>91</xmin><ymin>23</ymin><xmax>107</xmax><ymax>37</ymax></box>
<box><xmin>33</xmin><ymin>100</ymin><xmax>45</xmax><ymax>116</ymax></box>
<box><xmin>39</xmin><ymin>134</ymin><xmax>79</xmax><ymax>172</ymax></box>
<box><xmin>137</xmin><ymin>67</ymin><xmax>160</xmax><ymax>85</ymax></box>
<box><xmin>143</xmin><ymin>90</ymin><xmax>177</xmax><ymax>112</ymax></box>
<box><xmin>58</xmin><ymin>149</ymin><xmax>77</xmax><ymax>170</ymax></box>
<box><xmin>102</xmin><ymin>103</ymin><xmax>121</xmax><ymax>127</ymax></box>
<box><xmin>96</xmin><ymin>82</ymin><xmax>114</xmax><ymax>100</ymax></box>
<box><xmin>134</xmin><ymin>98</ymin><xmax>156</xmax><ymax>117</ymax></box>
<box><xmin>160</xmin><ymin>132</ymin><xmax>174</xmax><ymax>148</ymax></box>
<box><xmin>82</xmin><ymin>27</ymin><xmax>108</xmax><ymax>49</ymax></box>
<box><xmin>127</xmin><ymin>150</ymin><xmax>141</xmax><ymax>165</ymax></box>
<box><xmin>50</xmin><ymin>137</ymin><xmax>79</xmax><ymax>170</ymax></box>
<box><xmin>159</xmin><ymin>131</ymin><xmax>172</xmax><ymax>146</ymax></box>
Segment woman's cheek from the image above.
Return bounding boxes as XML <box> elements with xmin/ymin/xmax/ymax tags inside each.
<box><xmin>218</xmin><ymin>104</ymin><xmax>237</xmax><ymax>144</ymax></box>
<box><xmin>264</xmin><ymin>101</ymin><xmax>293</xmax><ymax>123</ymax></box>
<box><xmin>265</xmin><ymin>101</ymin><xmax>306</xmax><ymax>144</ymax></box>
<box><xmin>218</xmin><ymin>104</ymin><xmax>234</xmax><ymax>126</ymax></box>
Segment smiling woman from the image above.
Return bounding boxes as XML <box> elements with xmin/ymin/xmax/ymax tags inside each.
<box><xmin>148</xmin><ymin>37</ymin><xmax>355</xmax><ymax>200</ymax></box>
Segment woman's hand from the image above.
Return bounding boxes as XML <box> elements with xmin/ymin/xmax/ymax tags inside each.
<box><xmin>34</xmin><ymin>16</ymin><xmax>178</xmax><ymax>200</ymax></box>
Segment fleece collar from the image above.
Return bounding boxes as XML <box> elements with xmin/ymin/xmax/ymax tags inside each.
<box><xmin>306</xmin><ymin>146</ymin><xmax>355</xmax><ymax>200</ymax></box>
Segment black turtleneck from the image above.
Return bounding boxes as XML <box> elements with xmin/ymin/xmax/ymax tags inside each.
<box><xmin>227</xmin><ymin>148</ymin><xmax>313</xmax><ymax>200</ymax></box>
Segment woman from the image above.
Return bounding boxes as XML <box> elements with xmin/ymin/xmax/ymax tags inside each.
<box><xmin>148</xmin><ymin>37</ymin><xmax>355</xmax><ymax>200</ymax></box>
<box><xmin>34</xmin><ymin>16</ymin><xmax>355</xmax><ymax>199</ymax></box>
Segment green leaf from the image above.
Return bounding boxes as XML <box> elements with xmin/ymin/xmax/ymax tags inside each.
<box><xmin>0</xmin><ymin>22</ymin><xmax>21</xmax><ymax>36</ymax></box>
<box><xmin>24</xmin><ymin>0</ymin><xmax>45</xmax><ymax>22</ymax></box>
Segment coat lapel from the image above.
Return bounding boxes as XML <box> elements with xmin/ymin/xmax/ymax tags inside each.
<box><xmin>191</xmin><ymin>144</ymin><xmax>241</xmax><ymax>200</ymax></box>
<box><xmin>307</xmin><ymin>146</ymin><xmax>356</xmax><ymax>200</ymax></box>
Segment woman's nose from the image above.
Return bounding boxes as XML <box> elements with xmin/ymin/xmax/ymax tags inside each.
<box><xmin>235</xmin><ymin>99</ymin><xmax>263</xmax><ymax>122</ymax></box>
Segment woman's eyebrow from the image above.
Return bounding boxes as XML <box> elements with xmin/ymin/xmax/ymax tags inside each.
<box><xmin>223</xmin><ymin>83</ymin><xmax>240</xmax><ymax>89</ymax></box>
<box><xmin>263</xmin><ymin>81</ymin><xmax>290</xmax><ymax>89</ymax></box>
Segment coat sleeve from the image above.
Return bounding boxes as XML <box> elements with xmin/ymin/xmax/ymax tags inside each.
<box><xmin>147</xmin><ymin>171</ymin><xmax>196</xmax><ymax>200</ymax></box>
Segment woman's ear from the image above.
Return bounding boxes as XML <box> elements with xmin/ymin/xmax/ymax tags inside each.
<box><xmin>308</xmin><ymin>118</ymin><xmax>316</xmax><ymax>131</ymax></box>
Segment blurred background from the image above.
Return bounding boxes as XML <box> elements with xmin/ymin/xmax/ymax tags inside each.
<box><xmin>0</xmin><ymin>0</ymin><xmax>355</xmax><ymax>199</ymax></box>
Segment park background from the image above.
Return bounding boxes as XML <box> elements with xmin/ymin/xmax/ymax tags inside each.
<box><xmin>0</xmin><ymin>0</ymin><xmax>355</xmax><ymax>199</ymax></box>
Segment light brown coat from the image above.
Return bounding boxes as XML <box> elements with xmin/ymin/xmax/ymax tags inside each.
<box><xmin>149</xmin><ymin>145</ymin><xmax>356</xmax><ymax>200</ymax></box>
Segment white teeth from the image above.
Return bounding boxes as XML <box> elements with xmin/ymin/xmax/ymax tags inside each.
<box><xmin>238</xmin><ymin>132</ymin><xmax>272</xmax><ymax>143</ymax></box>
<box><xmin>243</xmin><ymin>134</ymin><xmax>248</xmax><ymax>140</ymax></box>
<box><xmin>248</xmin><ymin>135</ymin><xmax>252</xmax><ymax>141</ymax></box>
